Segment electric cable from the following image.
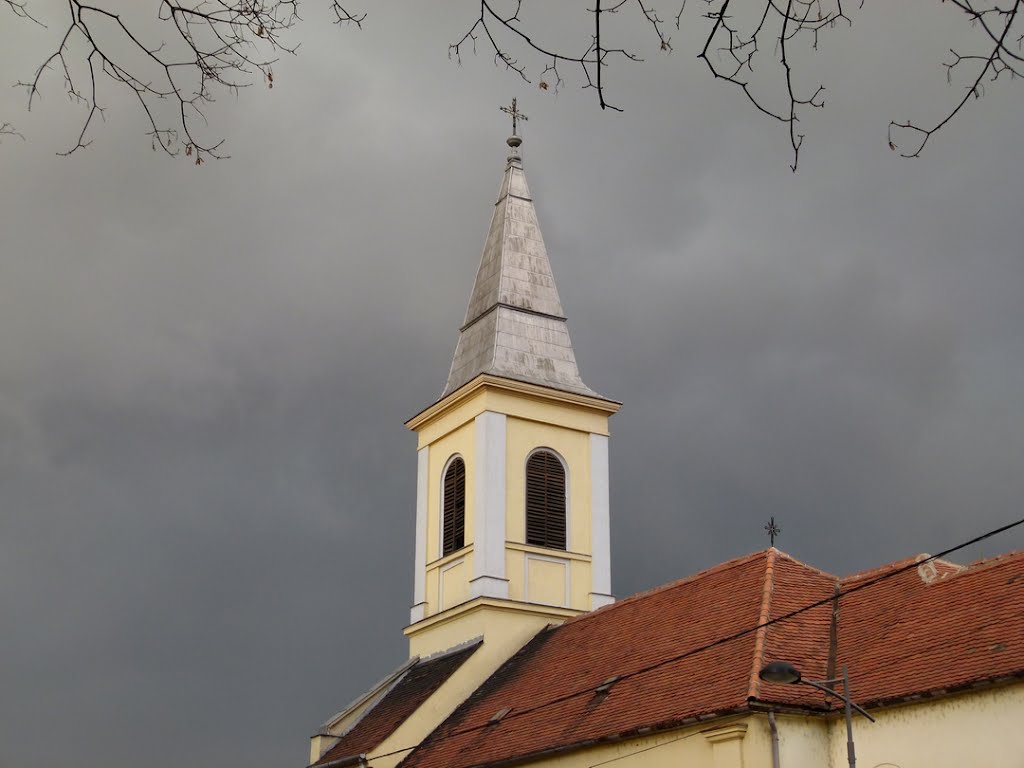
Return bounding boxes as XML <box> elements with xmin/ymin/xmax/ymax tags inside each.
<box><xmin>352</xmin><ymin>515</ymin><xmax>1024</xmax><ymax>765</ymax></box>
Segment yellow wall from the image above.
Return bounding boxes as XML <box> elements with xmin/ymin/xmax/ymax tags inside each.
<box><xmin>505</xmin><ymin>415</ymin><xmax>592</xmax><ymax>553</ymax></box>
<box><xmin>823</xmin><ymin>684</ymin><xmax>1024</xmax><ymax>768</ymax></box>
<box><xmin>376</xmin><ymin>608</ymin><xmax>575</xmax><ymax>768</ymax></box>
<box><xmin>412</xmin><ymin>380</ymin><xmax>609</xmax><ymax>622</ymax></box>
<box><xmin>425</xmin><ymin>420</ymin><xmax>476</xmax><ymax>563</ymax></box>
<box><xmin>410</xmin><ymin>379</ymin><xmax>614</xmax><ymax>449</ymax></box>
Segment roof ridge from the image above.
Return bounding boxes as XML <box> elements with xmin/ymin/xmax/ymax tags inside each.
<box><xmin>769</xmin><ymin>547</ymin><xmax>836</xmax><ymax>579</ymax></box>
<box><xmin>916</xmin><ymin>549</ymin><xmax>1024</xmax><ymax>586</ymax></box>
<box><xmin>964</xmin><ymin>549</ymin><xmax>1024</xmax><ymax>569</ymax></box>
<box><xmin>840</xmin><ymin>553</ymin><xmax>963</xmax><ymax>584</ymax></box>
<box><xmin>747</xmin><ymin>547</ymin><xmax>777</xmax><ymax>701</ymax></box>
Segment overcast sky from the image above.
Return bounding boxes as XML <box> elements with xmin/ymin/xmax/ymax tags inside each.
<box><xmin>2</xmin><ymin>3</ymin><xmax>1023</xmax><ymax>768</ymax></box>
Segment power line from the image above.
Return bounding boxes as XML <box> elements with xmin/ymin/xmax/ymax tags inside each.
<box><xmin>437</xmin><ymin>515</ymin><xmax>1024</xmax><ymax>740</ymax></box>
<box><xmin>357</xmin><ymin>516</ymin><xmax>1024</xmax><ymax>764</ymax></box>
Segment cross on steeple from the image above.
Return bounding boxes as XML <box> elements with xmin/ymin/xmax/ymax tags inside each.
<box><xmin>765</xmin><ymin>517</ymin><xmax>781</xmax><ymax>547</ymax></box>
<box><xmin>500</xmin><ymin>98</ymin><xmax>528</xmax><ymax>136</ymax></box>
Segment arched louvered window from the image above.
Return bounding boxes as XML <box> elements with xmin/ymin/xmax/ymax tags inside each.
<box><xmin>526</xmin><ymin>450</ymin><xmax>567</xmax><ymax>550</ymax></box>
<box><xmin>442</xmin><ymin>457</ymin><xmax>466</xmax><ymax>557</ymax></box>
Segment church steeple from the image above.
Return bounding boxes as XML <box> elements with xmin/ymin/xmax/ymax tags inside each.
<box><xmin>444</xmin><ymin>135</ymin><xmax>599</xmax><ymax>399</ymax></box>
<box><xmin>404</xmin><ymin>128</ymin><xmax>619</xmax><ymax>659</ymax></box>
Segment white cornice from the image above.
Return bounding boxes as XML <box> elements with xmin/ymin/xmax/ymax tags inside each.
<box><xmin>406</xmin><ymin>374</ymin><xmax>620</xmax><ymax>432</ymax></box>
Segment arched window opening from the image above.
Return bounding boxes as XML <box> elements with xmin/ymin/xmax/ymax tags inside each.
<box><xmin>442</xmin><ymin>457</ymin><xmax>466</xmax><ymax>557</ymax></box>
<box><xmin>526</xmin><ymin>450</ymin><xmax>567</xmax><ymax>550</ymax></box>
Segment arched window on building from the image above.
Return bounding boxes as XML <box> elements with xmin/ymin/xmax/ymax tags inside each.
<box><xmin>525</xmin><ymin>450</ymin><xmax>567</xmax><ymax>550</ymax></box>
<box><xmin>442</xmin><ymin>457</ymin><xmax>466</xmax><ymax>557</ymax></box>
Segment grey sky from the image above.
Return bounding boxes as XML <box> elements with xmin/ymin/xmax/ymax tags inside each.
<box><xmin>2</xmin><ymin>3</ymin><xmax>1023</xmax><ymax>768</ymax></box>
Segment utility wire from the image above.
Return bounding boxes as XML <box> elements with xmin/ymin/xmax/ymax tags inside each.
<box><xmin>356</xmin><ymin>516</ymin><xmax>1024</xmax><ymax>765</ymax></box>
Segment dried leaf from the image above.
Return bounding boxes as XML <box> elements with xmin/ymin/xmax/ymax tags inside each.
<box><xmin>539</xmin><ymin>81</ymin><xmax>549</xmax><ymax>91</ymax></box>
<box><xmin>889</xmin><ymin>141</ymin><xmax>897</xmax><ymax>151</ymax></box>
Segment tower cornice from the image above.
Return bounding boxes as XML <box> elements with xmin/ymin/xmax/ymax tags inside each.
<box><xmin>405</xmin><ymin>373</ymin><xmax>621</xmax><ymax>434</ymax></box>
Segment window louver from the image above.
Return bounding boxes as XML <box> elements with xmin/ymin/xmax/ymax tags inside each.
<box><xmin>525</xmin><ymin>451</ymin><xmax>566</xmax><ymax>550</ymax></box>
<box><xmin>442</xmin><ymin>457</ymin><xmax>466</xmax><ymax>557</ymax></box>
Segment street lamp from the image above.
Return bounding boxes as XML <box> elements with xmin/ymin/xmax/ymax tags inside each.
<box><xmin>758</xmin><ymin>661</ymin><xmax>875</xmax><ymax>768</ymax></box>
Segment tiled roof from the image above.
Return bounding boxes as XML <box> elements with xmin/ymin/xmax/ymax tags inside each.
<box><xmin>836</xmin><ymin>551</ymin><xmax>1024</xmax><ymax>706</ymax></box>
<box><xmin>315</xmin><ymin>644</ymin><xmax>478</xmax><ymax>765</ymax></box>
<box><xmin>401</xmin><ymin>549</ymin><xmax>1024</xmax><ymax>768</ymax></box>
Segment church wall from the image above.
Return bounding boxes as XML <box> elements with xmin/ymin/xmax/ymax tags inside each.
<box><xmin>764</xmin><ymin>714</ymin><xmax>830</xmax><ymax>768</ymax></box>
<box><xmin>460</xmin><ymin>717</ymin><xmax>768</xmax><ymax>768</ymax></box>
<box><xmin>822</xmin><ymin>683</ymin><xmax>1024</xmax><ymax>768</ymax></box>
<box><xmin>504</xmin><ymin>414</ymin><xmax>593</xmax><ymax>611</ymax></box>
<box><xmin>504</xmin><ymin>414</ymin><xmax>592</xmax><ymax>551</ymax></box>
<box><xmin>414</xmin><ymin>383</ymin><xmax>611</xmax><ymax>620</ymax></box>
<box><xmin>413</xmin><ymin>385</ymin><xmax>610</xmax><ymax>450</ymax></box>
<box><xmin>415</xmin><ymin>388</ymin><xmax>488</xmax><ymax>449</ymax></box>
<box><xmin>484</xmin><ymin>388</ymin><xmax>610</xmax><ymax>437</ymax></box>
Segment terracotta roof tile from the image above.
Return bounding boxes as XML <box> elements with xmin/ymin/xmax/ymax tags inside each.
<box><xmin>316</xmin><ymin>644</ymin><xmax>478</xmax><ymax>765</ymax></box>
<box><xmin>398</xmin><ymin>548</ymin><xmax>1024</xmax><ymax>768</ymax></box>
<box><xmin>401</xmin><ymin>551</ymin><xmax>778</xmax><ymax>768</ymax></box>
<box><xmin>837</xmin><ymin>550</ymin><xmax>1024</xmax><ymax>706</ymax></box>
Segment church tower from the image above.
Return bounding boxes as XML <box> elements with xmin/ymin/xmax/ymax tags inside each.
<box><xmin>404</xmin><ymin>129</ymin><xmax>620</xmax><ymax>658</ymax></box>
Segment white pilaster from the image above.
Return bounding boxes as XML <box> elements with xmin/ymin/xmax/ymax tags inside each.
<box><xmin>589</xmin><ymin>433</ymin><xmax>614</xmax><ymax>610</ymax></box>
<box><xmin>471</xmin><ymin>411</ymin><xmax>509</xmax><ymax>599</ymax></box>
<box><xmin>410</xmin><ymin>445</ymin><xmax>429</xmax><ymax>623</ymax></box>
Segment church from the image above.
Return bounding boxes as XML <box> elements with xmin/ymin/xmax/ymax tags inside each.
<box><xmin>307</xmin><ymin>126</ymin><xmax>1024</xmax><ymax>768</ymax></box>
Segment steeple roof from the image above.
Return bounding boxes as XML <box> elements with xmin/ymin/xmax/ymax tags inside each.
<box><xmin>442</xmin><ymin>137</ymin><xmax>601</xmax><ymax>400</ymax></box>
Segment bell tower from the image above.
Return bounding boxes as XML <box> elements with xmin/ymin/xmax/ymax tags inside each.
<box><xmin>404</xmin><ymin>129</ymin><xmax>620</xmax><ymax>658</ymax></box>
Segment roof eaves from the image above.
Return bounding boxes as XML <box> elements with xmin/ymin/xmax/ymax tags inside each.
<box><xmin>859</xmin><ymin>669</ymin><xmax>1024</xmax><ymax>710</ymax></box>
<box><xmin>316</xmin><ymin>657</ymin><xmax>419</xmax><ymax>735</ymax></box>
<box><xmin>309</xmin><ymin>753</ymin><xmax>368</xmax><ymax>768</ymax></box>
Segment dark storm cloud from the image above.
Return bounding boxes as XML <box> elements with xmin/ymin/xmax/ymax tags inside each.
<box><xmin>2</xmin><ymin>3</ymin><xmax>1024</xmax><ymax>768</ymax></box>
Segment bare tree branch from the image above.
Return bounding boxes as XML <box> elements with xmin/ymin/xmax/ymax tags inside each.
<box><xmin>4</xmin><ymin>1</ymin><xmax>1021</xmax><ymax>166</ymax></box>
<box><xmin>3</xmin><ymin>0</ymin><xmax>44</xmax><ymax>25</ymax></box>
<box><xmin>889</xmin><ymin>0</ymin><xmax>1023</xmax><ymax>157</ymax></box>
<box><xmin>449</xmin><ymin>1</ymin><xmax>667</xmax><ymax>111</ymax></box>
<box><xmin>446</xmin><ymin>1</ymin><xmax>1021</xmax><ymax>166</ymax></box>
<box><xmin>1</xmin><ymin>121</ymin><xmax>26</xmax><ymax>142</ymax></box>
<box><xmin>12</xmin><ymin>1</ymin><xmax>363</xmax><ymax>163</ymax></box>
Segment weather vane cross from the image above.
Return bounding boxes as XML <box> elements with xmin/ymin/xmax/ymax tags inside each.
<box><xmin>500</xmin><ymin>98</ymin><xmax>528</xmax><ymax>136</ymax></box>
<box><xmin>765</xmin><ymin>517</ymin><xmax>781</xmax><ymax>547</ymax></box>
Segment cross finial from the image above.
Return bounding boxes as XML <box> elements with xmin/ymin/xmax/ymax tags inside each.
<box><xmin>765</xmin><ymin>517</ymin><xmax>782</xmax><ymax>547</ymax></box>
<box><xmin>500</xmin><ymin>97</ymin><xmax>528</xmax><ymax>137</ymax></box>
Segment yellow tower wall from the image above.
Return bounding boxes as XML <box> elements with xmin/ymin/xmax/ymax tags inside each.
<box><xmin>406</xmin><ymin>376</ymin><xmax>617</xmax><ymax>656</ymax></box>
